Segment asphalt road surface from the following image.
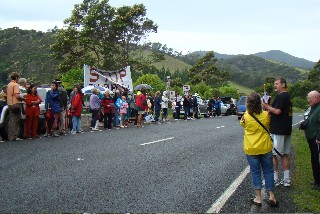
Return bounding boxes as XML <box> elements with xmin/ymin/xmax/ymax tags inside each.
<box><xmin>0</xmin><ymin>114</ymin><xmax>304</xmax><ymax>212</ymax></box>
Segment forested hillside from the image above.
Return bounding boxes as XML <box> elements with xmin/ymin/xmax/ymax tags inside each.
<box><xmin>217</xmin><ymin>55</ymin><xmax>307</xmax><ymax>88</ymax></box>
<box><xmin>0</xmin><ymin>27</ymin><xmax>58</xmax><ymax>86</ymax></box>
<box><xmin>254</xmin><ymin>50</ymin><xmax>316</xmax><ymax>69</ymax></box>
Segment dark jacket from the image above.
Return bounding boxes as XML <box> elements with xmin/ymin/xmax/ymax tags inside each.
<box><xmin>155</xmin><ymin>95</ymin><xmax>161</xmax><ymax>111</ymax></box>
<box><xmin>45</xmin><ymin>90</ymin><xmax>61</xmax><ymax>113</ymax></box>
<box><xmin>193</xmin><ymin>96</ymin><xmax>198</xmax><ymax>107</ymax></box>
<box><xmin>183</xmin><ymin>97</ymin><xmax>190</xmax><ymax>108</ymax></box>
<box><xmin>58</xmin><ymin>86</ymin><xmax>68</xmax><ymax>108</ymax></box>
<box><xmin>305</xmin><ymin>102</ymin><xmax>320</xmax><ymax>140</ymax></box>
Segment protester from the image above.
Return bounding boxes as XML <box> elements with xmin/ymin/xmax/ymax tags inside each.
<box><xmin>161</xmin><ymin>91</ymin><xmax>169</xmax><ymax>121</ymax></box>
<box><xmin>208</xmin><ymin>96</ymin><xmax>215</xmax><ymax>117</ymax></box>
<box><xmin>193</xmin><ymin>94</ymin><xmax>199</xmax><ymax>119</ymax></box>
<box><xmin>113</xmin><ymin>90</ymin><xmax>121</xmax><ymax>127</ymax></box>
<box><xmin>240</xmin><ymin>92</ymin><xmax>278</xmax><ymax>207</ymax></box>
<box><xmin>175</xmin><ymin>93</ymin><xmax>182</xmax><ymax>120</ymax></box>
<box><xmin>135</xmin><ymin>89</ymin><xmax>147</xmax><ymax>127</ymax></box>
<box><xmin>70</xmin><ymin>86</ymin><xmax>83</xmax><ymax>134</ymax></box>
<box><xmin>215</xmin><ymin>96</ymin><xmax>222</xmax><ymax>118</ymax></box>
<box><xmin>101</xmin><ymin>91</ymin><xmax>114</xmax><ymax>130</ymax></box>
<box><xmin>303</xmin><ymin>90</ymin><xmax>320</xmax><ymax>191</ymax></box>
<box><xmin>263</xmin><ymin>77</ymin><xmax>293</xmax><ymax>187</ymax></box>
<box><xmin>154</xmin><ymin>91</ymin><xmax>161</xmax><ymax>124</ymax></box>
<box><xmin>7</xmin><ymin>72</ymin><xmax>24</xmax><ymax>141</ymax></box>
<box><xmin>89</xmin><ymin>88</ymin><xmax>101</xmax><ymax>131</ymax></box>
<box><xmin>25</xmin><ymin>84</ymin><xmax>42</xmax><ymax>139</ymax></box>
<box><xmin>45</xmin><ymin>81</ymin><xmax>61</xmax><ymax>137</ymax></box>
<box><xmin>55</xmin><ymin>79</ymin><xmax>68</xmax><ymax>135</ymax></box>
<box><xmin>18</xmin><ymin>77</ymin><xmax>27</xmax><ymax>139</ymax></box>
<box><xmin>119</xmin><ymin>95</ymin><xmax>128</xmax><ymax>128</ymax></box>
<box><xmin>183</xmin><ymin>94</ymin><xmax>190</xmax><ymax>121</ymax></box>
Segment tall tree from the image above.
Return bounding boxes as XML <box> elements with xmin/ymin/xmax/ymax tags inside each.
<box><xmin>188</xmin><ymin>51</ymin><xmax>229</xmax><ymax>86</ymax></box>
<box><xmin>51</xmin><ymin>0</ymin><xmax>158</xmax><ymax>73</ymax></box>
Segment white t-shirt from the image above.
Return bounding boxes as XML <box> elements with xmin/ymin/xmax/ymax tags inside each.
<box><xmin>161</xmin><ymin>96</ymin><xmax>168</xmax><ymax>108</ymax></box>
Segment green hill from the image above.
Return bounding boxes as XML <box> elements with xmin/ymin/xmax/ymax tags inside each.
<box><xmin>254</xmin><ymin>50</ymin><xmax>316</xmax><ymax>69</ymax></box>
<box><xmin>217</xmin><ymin>55</ymin><xmax>307</xmax><ymax>89</ymax></box>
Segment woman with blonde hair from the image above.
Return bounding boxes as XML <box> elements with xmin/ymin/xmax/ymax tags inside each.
<box><xmin>240</xmin><ymin>92</ymin><xmax>278</xmax><ymax>207</ymax></box>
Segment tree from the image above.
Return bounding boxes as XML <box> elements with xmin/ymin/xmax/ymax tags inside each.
<box><xmin>61</xmin><ymin>67</ymin><xmax>84</xmax><ymax>89</ymax></box>
<box><xmin>189</xmin><ymin>51</ymin><xmax>229</xmax><ymax>86</ymax></box>
<box><xmin>134</xmin><ymin>74</ymin><xmax>166</xmax><ymax>92</ymax></box>
<box><xmin>191</xmin><ymin>82</ymin><xmax>214</xmax><ymax>100</ymax></box>
<box><xmin>218</xmin><ymin>85</ymin><xmax>239</xmax><ymax>99</ymax></box>
<box><xmin>51</xmin><ymin>0</ymin><xmax>158</xmax><ymax>73</ymax></box>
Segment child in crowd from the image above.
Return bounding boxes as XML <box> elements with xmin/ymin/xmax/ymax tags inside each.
<box><xmin>119</xmin><ymin>96</ymin><xmax>128</xmax><ymax>128</ymax></box>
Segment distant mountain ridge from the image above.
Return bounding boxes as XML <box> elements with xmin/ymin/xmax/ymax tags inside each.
<box><xmin>191</xmin><ymin>50</ymin><xmax>316</xmax><ymax>69</ymax></box>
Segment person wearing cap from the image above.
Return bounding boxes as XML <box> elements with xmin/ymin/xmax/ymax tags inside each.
<box><xmin>161</xmin><ymin>91</ymin><xmax>169</xmax><ymax>122</ymax></box>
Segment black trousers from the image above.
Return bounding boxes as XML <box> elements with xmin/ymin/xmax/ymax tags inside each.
<box><xmin>175</xmin><ymin>107</ymin><xmax>180</xmax><ymax>119</ymax></box>
<box><xmin>103</xmin><ymin>112</ymin><xmax>113</xmax><ymax>129</ymax></box>
<box><xmin>307</xmin><ymin>139</ymin><xmax>320</xmax><ymax>185</ymax></box>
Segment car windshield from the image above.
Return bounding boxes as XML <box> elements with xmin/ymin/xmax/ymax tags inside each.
<box><xmin>239</xmin><ymin>97</ymin><xmax>246</xmax><ymax>105</ymax></box>
<box><xmin>37</xmin><ymin>88</ymin><xmax>47</xmax><ymax>101</ymax></box>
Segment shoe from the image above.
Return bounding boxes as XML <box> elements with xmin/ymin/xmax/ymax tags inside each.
<box><xmin>91</xmin><ymin>128</ymin><xmax>99</xmax><ymax>131</ymax></box>
<box><xmin>124</xmin><ymin>126</ymin><xmax>128</xmax><ymax>128</ymax></box>
<box><xmin>43</xmin><ymin>133</ymin><xmax>50</xmax><ymax>137</ymax></box>
<box><xmin>108</xmin><ymin>129</ymin><xmax>111</xmax><ymax>130</ymax></box>
<box><xmin>250</xmin><ymin>198</ymin><xmax>262</xmax><ymax>206</ymax></box>
<box><xmin>157</xmin><ymin>122</ymin><xmax>161</xmax><ymax>124</ymax></box>
<box><xmin>274</xmin><ymin>179</ymin><xmax>280</xmax><ymax>187</ymax></box>
<box><xmin>70</xmin><ymin>131</ymin><xmax>76</xmax><ymax>134</ymax></box>
<box><xmin>76</xmin><ymin>130</ymin><xmax>84</xmax><ymax>133</ymax></box>
<box><xmin>268</xmin><ymin>199</ymin><xmax>279</xmax><ymax>207</ymax></box>
<box><xmin>120</xmin><ymin>125</ymin><xmax>124</xmax><ymax>128</ymax></box>
<box><xmin>53</xmin><ymin>133</ymin><xmax>60</xmax><ymax>137</ymax></box>
<box><xmin>283</xmin><ymin>179</ymin><xmax>291</xmax><ymax>187</ymax></box>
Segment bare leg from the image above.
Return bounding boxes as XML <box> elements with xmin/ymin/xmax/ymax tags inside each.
<box><xmin>282</xmin><ymin>154</ymin><xmax>290</xmax><ymax>170</ymax></box>
<box><xmin>254</xmin><ymin>189</ymin><xmax>262</xmax><ymax>203</ymax></box>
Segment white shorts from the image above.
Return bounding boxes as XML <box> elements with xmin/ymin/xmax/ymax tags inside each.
<box><xmin>271</xmin><ymin>134</ymin><xmax>291</xmax><ymax>155</ymax></box>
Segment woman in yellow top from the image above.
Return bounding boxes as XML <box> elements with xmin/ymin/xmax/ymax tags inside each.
<box><xmin>240</xmin><ymin>93</ymin><xmax>278</xmax><ymax>207</ymax></box>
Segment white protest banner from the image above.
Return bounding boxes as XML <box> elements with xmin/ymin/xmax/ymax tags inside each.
<box><xmin>169</xmin><ymin>91</ymin><xmax>175</xmax><ymax>102</ymax></box>
<box><xmin>83</xmin><ymin>65</ymin><xmax>133</xmax><ymax>92</ymax></box>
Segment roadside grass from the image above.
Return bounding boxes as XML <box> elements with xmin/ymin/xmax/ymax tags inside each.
<box><xmin>291</xmin><ymin>128</ymin><xmax>320</xmax><ymax>213</ymax></box>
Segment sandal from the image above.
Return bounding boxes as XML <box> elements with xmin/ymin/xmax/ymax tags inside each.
<box><xmin>268</xmin><ymin>200</ymin><xmax>279</xmax><ymax>207</ymax></box>
<box><xmin>250</xmin><ymin>198</ymin><xmax>262</xmax><ymax>206</ymax></box>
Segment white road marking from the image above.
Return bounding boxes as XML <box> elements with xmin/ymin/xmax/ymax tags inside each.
<box><xmin>140</xmin><ymin>137</ymin><xmax>175</xmax><ymax>146</ymax></box>
<box><xmin>221</xmin><ymin>126</ymin><xmax>225</xmax><ymax>128</ymax></box>
<box><xmin>77</xmin><ymin>158</ymin><xmax>84</xmax><ymax>161</ymax></box>
<box><xmin>206</xmin><ymin>166</ymin><xmax>250</xmax><ymax>213</ymax></box>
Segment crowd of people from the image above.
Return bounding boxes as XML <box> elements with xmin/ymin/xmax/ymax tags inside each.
<box><xmin>240</xmin><ymin>77</ymin><xmax>320</xmax><ymax>208</ymax></box>
<box><xmin>0</xmin><ymin>72</ymin><xmax>226</xmax><ymax>142</ymax></box>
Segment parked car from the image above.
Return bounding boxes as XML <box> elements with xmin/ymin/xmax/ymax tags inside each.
<box><xmin>0</xmin><ymin>87</ymin><xmax>47</xmax><ymax>140</ymax></box>
<box><xmin>220</xmin><ymin>96</ymin><xmax>237</xmax><ymax>115</ymax></box>
<box><xmin>237</xmin><ymin>96</ymin><xmax>247</xmax><ymax>120</ymax></box>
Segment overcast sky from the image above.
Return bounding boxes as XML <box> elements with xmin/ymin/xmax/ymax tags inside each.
<box><xmin>0</xmin><ymin>0</ymin><xmax>319</xmax><ymax>62</ymax></box>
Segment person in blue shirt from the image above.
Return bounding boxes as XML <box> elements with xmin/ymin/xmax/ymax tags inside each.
<box><xmin>215</xmin><ymin>96</ymin><xmax>222</xmax><ymax>118</ymax></box>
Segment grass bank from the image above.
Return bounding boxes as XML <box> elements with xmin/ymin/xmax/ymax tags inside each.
<box><xmin>291</xmin><ymin>128</ymin><xmax>320</xmax><ymax>212</ymax></box>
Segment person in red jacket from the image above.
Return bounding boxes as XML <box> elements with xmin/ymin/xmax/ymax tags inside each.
<box><xmin>101</xmin><ymin>91</ymin><xmax>114</xmax><ymax>130</ymax></box>
<box><xmin>135</xmin><ymin>88</ymin><xmax>147</xmax><ymax>127</ymax></box>
<box><xmin>70</xmin><ymin>86</ymin><xmax>83</xmax><ymax>134</ymax></box>
<box><xmin>25</xmin><ymin>84</ymin><xmax>42</xmax><ymax>139</ymax></box>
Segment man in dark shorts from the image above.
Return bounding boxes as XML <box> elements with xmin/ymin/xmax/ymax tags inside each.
<box><xmin>263</xmin><ymin>77</ymin><xmax>293</xmax><ymax>187</ymax></box>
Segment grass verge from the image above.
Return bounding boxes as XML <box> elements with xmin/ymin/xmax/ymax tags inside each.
<box><xmin>291</xmin><ymin>128</ymin><xmax>320</xmax><ymax>212</ymax></box>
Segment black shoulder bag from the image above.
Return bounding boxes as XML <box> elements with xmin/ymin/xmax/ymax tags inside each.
<box><xmin>249</xmin><ymin>113</ymin><xmax>282</xmax><ymax>156</ymax></box>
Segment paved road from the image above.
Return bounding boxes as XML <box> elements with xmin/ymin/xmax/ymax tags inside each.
<box><xmin>0</xmin><ymin>114</ymin><xmax>303</xmax><ymax>212</ymax></box>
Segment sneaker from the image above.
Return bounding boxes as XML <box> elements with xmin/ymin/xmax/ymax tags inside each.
<box><xmin>76</xmin><ymin>130</ymin><xmax>84</xmax><ymax>133</ymax></box>
<box><xmin>70</xmin><ymin>131</ymin><xmax>77</xmax><ymax>134</ymax></box>
<box><xmin>44</xmin><ymin>133</ymin><xmax>50</xmax><ymax>137</ymax></box>
<box><xmin>120</xmin><ymin>125</ymin><xmax>124</xmax><ymax>128</ymax></box>
<box><xmin>91</xmin><ymin>128</ymin><xmax>99</xmax><ymax>131</ymax></box>
<box><xmin>283</xmin><ymin>179</ymin><xmax>291</xmax><ymax>187</ymax></box>
<box><xmin>53</xmin><ymin>133</ymin><xmax>60</xmax><ymax>137</ymax></box>
<box><xmin>274</xmin><ymin>179</ymin><xmax>280</xmax><ymax>187</ymax></box>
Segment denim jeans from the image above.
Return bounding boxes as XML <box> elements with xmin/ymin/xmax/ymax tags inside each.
<box><xmin>90</xmin><ymin>109</ymin><xmax>99</xmax><ymax>128</ymax></box>
<box><xmin>184</xmin><ymin>107</ymin><xmax>189</xmax><ymax>120</ymax></box>
<box><xmin>72</xmin><ymin>116</ymin><xmax>81</xmax><ymax>132</ymax></box>
<box><xmin>246</xmin><ymin>152</ymin><xmax>275</xmax><ymax>190</ymax></box>
<box><xmin>154</xmin><ymin>109</ymin><xmax>160</xmax><ymax>122</ymax></box>
<box><xmin>113</xmin><ymin>106</ymin><xmax>120</xmax><ymax>127</ymax></box>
